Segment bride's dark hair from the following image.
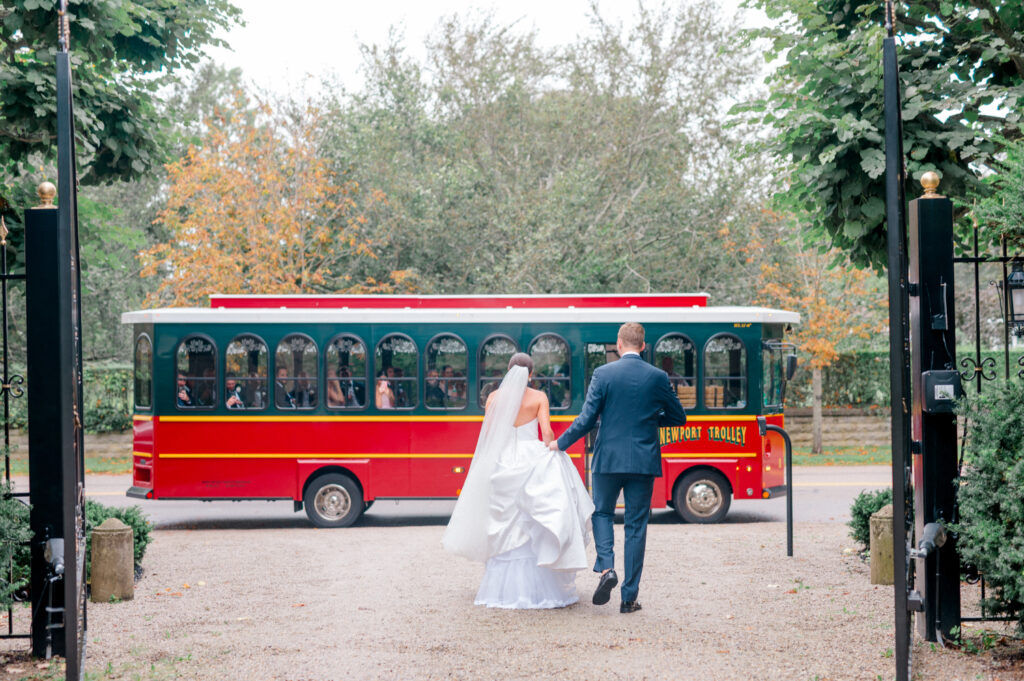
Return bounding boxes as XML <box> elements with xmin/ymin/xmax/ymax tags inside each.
<box><xmin>508</xmin><ymin>352</ymin><xmax>534</xmax><ymax>373</ymax></box>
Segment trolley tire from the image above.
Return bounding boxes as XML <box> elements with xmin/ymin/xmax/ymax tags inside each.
<box><xmin>303</xmin><ymin>473</ymin><xmax>363</xmax><ymax>528</ymax></box>
<box><xmin>673</xmin><ymin>469</ymin><xmax>731</xmax><ymax>524</ymax></box>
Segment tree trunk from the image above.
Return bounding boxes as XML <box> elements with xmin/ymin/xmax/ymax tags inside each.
<box><xmin>812</xmin><ymin>366</ymin><xmax>823</xmax><ymax>455</ymax></box>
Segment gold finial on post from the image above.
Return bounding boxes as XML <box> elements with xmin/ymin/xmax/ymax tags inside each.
<box><xmin>920</xmin><ymin>171</ymin><xmax>943</xmax><ymax>199</ymax></box>
<box><xmin>0</xmin><ymin>216</ymin><xmax>7</xmax><ymax>247</ymax></box>
<box><xmin>36</xmin><ymin>182</ymin><xmax>57</xmax><ymax>209</ymax></box>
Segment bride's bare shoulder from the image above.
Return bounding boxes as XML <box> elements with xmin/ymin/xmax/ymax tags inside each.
<box><xmin>523</xmin><ymin>387</ymin><xmax>549</xmax><ymax>404</ymax></box>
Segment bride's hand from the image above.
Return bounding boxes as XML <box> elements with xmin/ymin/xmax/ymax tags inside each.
<box><xmin>547</xmin><ymin>441</ymin><xmax>559</xmax><ymax>451</ymax></box>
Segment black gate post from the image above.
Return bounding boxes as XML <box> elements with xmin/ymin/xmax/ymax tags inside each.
<box><xmin>907</xmin><ymin>174</ymin><xmax>961</xmax><ymax>642</ymax></box>
<box><xmin>882</xmin><ymin>6</ymin><xmax>914</xmax><ymax>678</ymax></box>
<box><xmin>23</xmin><ymin>5</ymin><xmax>87</xmax><ymax>678</ymax></box>
<box><xmin>24</xmin><ymin>194</ymin><xmax>70</xmax><ymax>658</ymax></box>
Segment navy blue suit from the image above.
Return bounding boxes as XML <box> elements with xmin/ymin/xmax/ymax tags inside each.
<box><xmin>557</xmin><ymin>353</ymin><xmax>686</xmax><ymax>602</ymax></box>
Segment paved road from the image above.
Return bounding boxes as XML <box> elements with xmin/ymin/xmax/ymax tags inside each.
<box><xmin>46</xmin><ymin>465</ymin><xmax>893</xmax><ymax>530</ymax></box>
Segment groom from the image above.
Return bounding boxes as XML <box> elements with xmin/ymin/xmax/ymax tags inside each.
<box><xmin>550</xmin><ymin>322</ymin><xmax>686</xmax><ymax>613</ymax></box>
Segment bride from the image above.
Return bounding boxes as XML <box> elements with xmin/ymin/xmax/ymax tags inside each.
<box><xmin>442</xmin><ymin>353</ymin><xmax>594</xmax><ymax>609</ymax></box>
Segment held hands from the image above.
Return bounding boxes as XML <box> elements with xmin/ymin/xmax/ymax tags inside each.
<box><xmin>547</xmin><ymin>440</ymin><xmax>560</xmax><ymax>451</ymax></box>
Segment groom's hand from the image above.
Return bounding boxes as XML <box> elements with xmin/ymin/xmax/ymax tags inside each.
<box><xmin>547</xmin><ymin>440</ymin><xmax>559</xmax><ymax>451</ymax></box>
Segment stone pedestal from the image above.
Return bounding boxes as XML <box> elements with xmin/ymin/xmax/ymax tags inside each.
<box><xmin>870</xmin><ymin>503</ymin><xmax>894</xmax><ymax>586</ymax></box>
<box><xmin>90</xmin><ymin>518</ymin><xmax>134</xmax><ymax>602</ymax></box>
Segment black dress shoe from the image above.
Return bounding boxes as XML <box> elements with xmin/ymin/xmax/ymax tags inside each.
<box><xmin>620</xmin><ymin>600</ymin><xmax>642</xmax><ymax>613</ymax></box>
<box><xmin>592</xmin><ymin>570</ymin><xmax>618</xmax><ymax>605</ymax></box>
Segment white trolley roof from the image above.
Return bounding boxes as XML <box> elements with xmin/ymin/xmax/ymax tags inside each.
<box><xmin>122</xmin><ymin>306</ymin><xmax>800</xmax><ymax>326</ymax></box>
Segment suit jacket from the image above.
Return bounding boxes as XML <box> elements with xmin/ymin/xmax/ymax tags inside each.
<box><xmin>556</xmin><ymin>354</ymin><xmax>687</xmax><ymax>477</ymax></box>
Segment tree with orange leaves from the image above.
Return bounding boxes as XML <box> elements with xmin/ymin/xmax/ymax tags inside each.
<box><xmin>756</xmin><ymin>215</ymin><xmax>887</xmax><ymax>454</ymax></box>
<box><xmin>140</xmin><ymin>95</ymin><xmax>413</xmax><ymax>306</ymax></box>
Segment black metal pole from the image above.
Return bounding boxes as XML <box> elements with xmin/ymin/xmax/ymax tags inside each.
<box><xmin>765</xmin><ymin>424</ymin><xmax>793</xmax><ymax>557</ymax></box>
<box><xmin>973</xmin><ymin>224</ymin><xmax>983</xmax><ymax>394</ymax></box>
<box><xmin>757</xmin><ymin>418</ymin><xmax>793</xmax><ymax>557</ymax></box>
<box><xmin>1002</xmin><ymin>237</ymin><xmax>1010</xmax><ymax>379</ymax></box>
<box><xmin>883</xmin><ymin>20</ymin><xmax>913</xmax><ymax>681</ymax></box>
<box><xmin>55</xmin><ymin>36</ymin><xmax>86</xmax><ymax>680</ymax></box>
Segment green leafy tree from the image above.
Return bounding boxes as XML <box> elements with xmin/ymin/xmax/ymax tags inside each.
<box><xmin>967</xmin><ymin>136</ymin><xmax>1024</xmax><ymax>247</ymax></box>
<box><xmin>1</xmin><ymin>3</ymin><xmax>242</xmax><ymax>364</ymax></box>
<box><xmin>324</xmin><ymin>3</ymin><xmax>775</xmax><ymax>300</ymax></box>
<box><xmin>1</xmin><ymin>0</ymin><xmax>242</xmax><ymax>193</ymax></box>
<box><xmin>737</xmin><ymin>0</ymin><xmax>1024</xmax><ymax>268</ymax></box>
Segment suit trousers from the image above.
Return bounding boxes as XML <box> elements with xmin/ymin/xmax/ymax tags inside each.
<box><xmin>591</xmin><ymin>472</ymin><xmax>655</xmax><ymax>602</ymax></box>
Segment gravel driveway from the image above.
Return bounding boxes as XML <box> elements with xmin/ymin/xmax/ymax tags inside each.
<box><xmin>77</xmin><ymin>520</ymin><xmax>1002</xmax><ymax>681</ymax></box>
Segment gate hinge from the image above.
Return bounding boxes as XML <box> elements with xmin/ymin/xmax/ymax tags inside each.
<box><xmin>910</xmin><ymin>440</ymin><xmax>923</xmax><ymax>455</ymax></box>
<box><xmin>907</xmin><ymin>591</ymin><xmax>925</xmax><ymax>612</ymax></box>
<box><xmin>908</xmin><ymin>283</ymin><xmax>920</xmax><ymax>297</ymax></box>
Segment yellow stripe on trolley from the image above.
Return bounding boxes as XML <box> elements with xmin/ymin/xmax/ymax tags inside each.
<box><xmin>158</xmin><ymin>452</ymin><xmax>582</xmax><ymax>459</ymax></box>
<box><xmin>132</xmin><ymin>414</ymin><xmax>153</xmax><ymax>422</ymax></box>
<box><xmin>133</xmin><ymin>451</ymin><xmax>152</xmax><ymax>458</ymax></box>
<box><xmin>683</xmin><ymin>415</ymin><xmax>775</xmax><ymax>422</ymax></box>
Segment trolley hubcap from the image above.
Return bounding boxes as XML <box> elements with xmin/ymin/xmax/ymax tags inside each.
<box><xmin>687</xmin><ymin>481</ymin><xmax>722</xmax><ymax>517</ymax></box>
<box><xmin>314</xmin><ymin>484</ymin><xmax>351</xmax><ymax>521</ymax></box>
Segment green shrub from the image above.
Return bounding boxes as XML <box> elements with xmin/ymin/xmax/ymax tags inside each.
<box><xmin>0</xmin><ymin>497</ymin><xmax>152</xmax><ymax>601</ymax></box>
<box><xmin>784</xmin><ymin>350</ymin><xmax>1005</xmax><ymax>409</ymax></box>
<box><xmin>2</xmin><ymin>362</ymin><xmax>133</xmax><ymax>433</ymax></box>
<box><xmin>0</xmin><ymin>482</ymin><xmax>30</xmax><ymax>608</ymax></box>
<box><xmin>82</xmin><ymin>364</ymin><xmax>133</xmax><ymax>433</ymax></box>
<box><xmin>953</xmin><ymin>381</ymin><xmax>1024</xmax><ymax>632</ymax></box>
<box><xmin>85</xmin><ymin>500</ymin><xmax>152</xmax><ymax>575</ymax></box>
<box><xmin>848</xmin><ymin>488</ymin><xmax>893</xmax><ymax>547</ymax></box>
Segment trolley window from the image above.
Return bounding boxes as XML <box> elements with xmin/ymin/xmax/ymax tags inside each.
<box><xmin>528</xmin><ymin>333</ymin><xmax>571</xmax><ymax>410</ymax></box>
<box><xmin>425</xmin><ymin>334</ymin><xmax>467</xmax><ymax>410</ymax></box>
<box><xmin>654</xmin><ymin>333</ymin><xmax>696</xmax><ymax>409</ymax></box>
<box><xmin>703</xmin><ymin>333</ymin><xmax>747</xmax><ymax>409</ymax></box>
<box><xmin>175</xmin><ymin>335</ymin><xmax>216</xmax><ymax>409</ymax></box>
<box><xmin>375</xmin><ymin>334</ymin><xmax>418</xmax><ymax>410</ymax></box>
<box><xmin>762</xmin><ymin>343</ymin><xmax>787</xmax><ymax>410</ymax></box>
<box><xmin>326</xmin><ymin>335</ymin><xmax>368</xmax><ymax>410</ymax></box>
<box><xmin>134</xmin><ymin>335</ymin><xmax>152</xmax><ymax>409</ymax></box>
<box><xmin>274</xmin><ymin>334</ymin><xmax>318</xmax><ymax>410</ymax></box>
<box><xmin>225</xmin><ymin>335</ymin><xmax>269</xmax><ymax>410</ymax></box>
<box><xmin>478</xmin><ymin>335</ymin><xmax>518</xmax><ymax>405</ymax></box>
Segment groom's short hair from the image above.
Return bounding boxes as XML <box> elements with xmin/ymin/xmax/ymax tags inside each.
<box><xmin>618</xmin><ymin>323</ymin><xmax>645</xmax><ymax>350</ymax></box>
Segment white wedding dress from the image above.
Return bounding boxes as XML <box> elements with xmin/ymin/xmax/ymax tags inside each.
<box><xmin>442</xmin><ymin>367</ymin><xmax>595</xmax><ymax>609</ymax></box>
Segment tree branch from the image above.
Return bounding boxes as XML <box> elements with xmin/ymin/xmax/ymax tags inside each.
<box><xmin>974</xmin><ymin>0</ymin><xmax>1024</xmax><ymax>76</ymax></box>
<box><xmin>0</xmin><ymin>128</ymin><xmax>45</xmax><ymax>145</ymax></box>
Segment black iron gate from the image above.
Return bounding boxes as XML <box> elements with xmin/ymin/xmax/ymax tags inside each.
<box><xmin>0</xmin><ymin>4</ymin><xmax>88</xmax><ymax>679</ymax></box>
<box><xmin>956</xmin><ymin>233</ymin><xmax>1024</xmax><ymax>390</ymax></box>
<box><xmin>0</xmin><ymin>214</ymin><xmax>30</xmax><ymax>644</ymax></box>
<box><xmin>954</xmin><ymin>230</ymin><xmax>1023</xmax><ymax>626</ymax></box>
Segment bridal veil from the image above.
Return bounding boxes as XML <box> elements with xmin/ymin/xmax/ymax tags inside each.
<box><xmin>441</xmin><ymin>365</ymin><xmax>529</xmax><ymax>562</ymax></box>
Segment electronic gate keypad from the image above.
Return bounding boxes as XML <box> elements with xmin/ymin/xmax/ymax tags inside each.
<box><xmin>921</xmin><ymin>370</ymin><xmax>963</xmax><ymax>414</ymax></box>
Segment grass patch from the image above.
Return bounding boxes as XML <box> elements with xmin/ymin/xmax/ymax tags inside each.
<box><xmin>792</xmin><ymin>445</ymin><xmax>891</xmax><ymax>466</ymax></box>
<box><xmin>3</xmin><ymin>450</ymin><xmax>131</xmax><ymax>476</ymax></box>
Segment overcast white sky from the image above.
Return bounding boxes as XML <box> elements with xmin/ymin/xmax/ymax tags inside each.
<box><xmin>204</xmin><ymin>0</ymin><xmax>753</xmax><ymax>95</ymax></box>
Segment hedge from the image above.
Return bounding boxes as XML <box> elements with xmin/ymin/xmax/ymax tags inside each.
<box><xmin>2</xmin><ymin>362</ymin><xmax>132</xmax><ymax>434</ymax></box>
<box><xmin>953</xmin><ymin>381</ymin><xmax>1024</xmax><ymax>632</ymax></box>
<box><xmin>786</xmin><ymin>350</ymin><xmax>1010</xmax><ymax>409</ymax></box>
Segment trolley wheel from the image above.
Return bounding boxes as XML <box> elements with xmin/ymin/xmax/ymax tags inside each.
<box><xmin>673</xmin><ymin>469</ymin><xmax>731</xmax><ymax>524</ymax></box>
<box><xmin>303</xmin><ymin>473</ymin><xmax>363</xmax><ymax>528</ymax></box>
